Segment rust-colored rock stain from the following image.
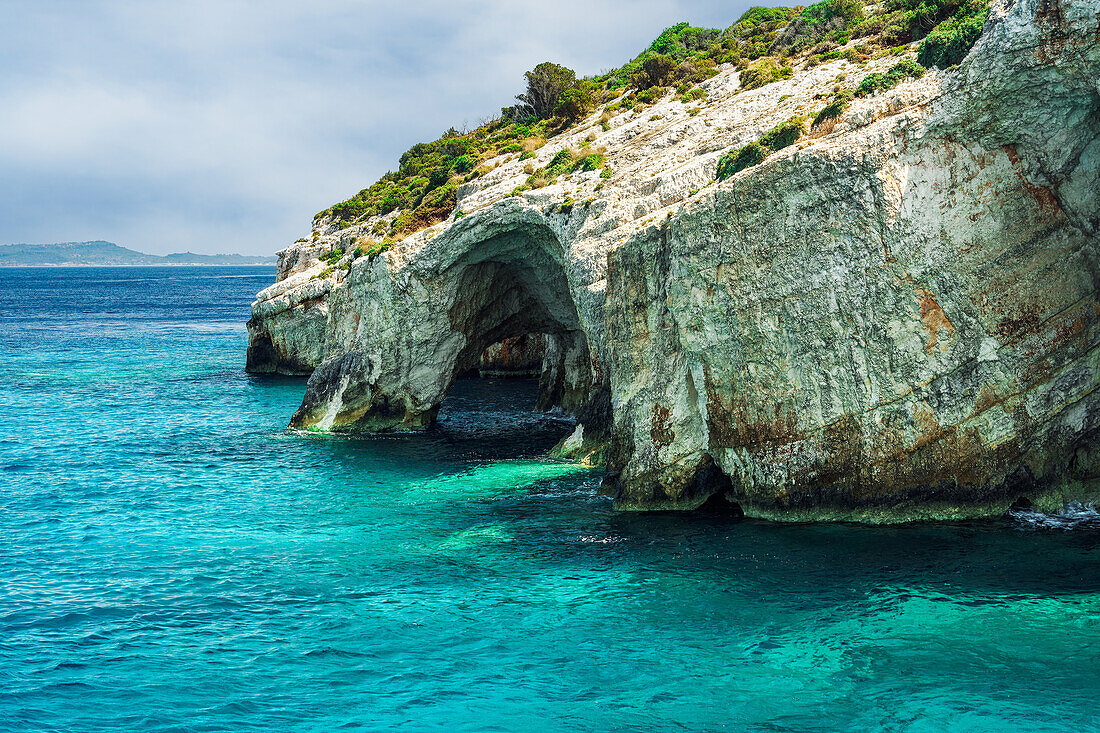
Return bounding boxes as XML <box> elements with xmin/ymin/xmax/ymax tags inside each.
<box><xmin>914</xmin><ymin>287</ymin><xmax>956</xmax><ymax>353</ymax></box>
<box><xmin>651</xmin><ymin>403</ymin><xmax>675</xmax><ymax>447</ymax></box>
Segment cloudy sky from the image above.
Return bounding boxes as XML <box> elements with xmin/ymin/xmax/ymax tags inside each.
<box><xmin>1</xmin><ymin>1</ymin><xmax>752</xmax><ymax>255</ymax></box>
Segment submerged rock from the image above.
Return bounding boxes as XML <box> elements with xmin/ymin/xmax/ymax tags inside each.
<box><xmin>248</xmin><ymin>0</ymin><xmax>1100</xmax><ymax>521</ymax></box>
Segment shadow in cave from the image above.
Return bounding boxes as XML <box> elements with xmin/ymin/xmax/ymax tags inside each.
<box><xmin>429</xmin><ymin>376</ymin><xmax>577</xmax><ymax>461</ymax></box>
<box><xmin>418</xmin><ymin>220</ymin><xmax>597</xmax><ymax>458</ymax></box>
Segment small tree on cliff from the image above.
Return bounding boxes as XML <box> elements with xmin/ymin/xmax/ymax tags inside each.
<box><xmin>513</xmin><ymin>62</ymin><xmax>580</xmax><ymax>120</ymax></box>
<box><xmin>630</xmin><ymin>53</ymin><xmax>677</xmax><ymax>90</ymax></box>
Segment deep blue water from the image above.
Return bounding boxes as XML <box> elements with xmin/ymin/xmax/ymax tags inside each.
<box><xmin>1</xmin><ymin>266</ymin><xmax>1098</xmax><ymax>732</ymax></box>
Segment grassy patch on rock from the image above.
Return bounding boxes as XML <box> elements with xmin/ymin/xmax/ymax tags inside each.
<box><xmin>716</xmin><ymin>142</ymin><xmax>768</xmax><ymax>180</ymax></box>
<box><xmin>315</xmin><ymin>0</ymin><xmax>991</xmax><ymax>240</ymax></box>
<box><xmin>740</xmin><ymin>56</ymin><xmax>794</xmax><ymax>89</ymax></box>
<box><xmin>855</xmin><ymin>59</ymin><xmax>925</xmax><ymax>96</ymax></box>
<box><xmin>715</xmin><ymin>115</ymin><xmax>810</xmax><ymax>180</ymax></box>
<box><xmin>812</xmin><ymin>91</ymin><xmax>854</xmax><ymax>127</ymax></box>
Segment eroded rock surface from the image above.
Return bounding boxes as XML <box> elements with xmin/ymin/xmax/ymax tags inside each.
<box><xmin>478</xmin><ymin>334</ymin><xmax>547</xmax><ymax>377</ymax></box>
<box><xmin>248</xmin><ymin>0</ymin><xmax>1100</xmax><ymax>521</ymax></box>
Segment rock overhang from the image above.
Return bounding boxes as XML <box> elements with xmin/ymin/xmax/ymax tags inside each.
<box><xmin>248</xmin><ymin>0</ymin><xmax>1100</xmax><ymax>521</ymax></box>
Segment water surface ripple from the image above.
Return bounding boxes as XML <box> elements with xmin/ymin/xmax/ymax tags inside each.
<box><xmin>1</xmin><ymin>267</ymin><xmax>1097</xmax><ymax>731</ymax></box>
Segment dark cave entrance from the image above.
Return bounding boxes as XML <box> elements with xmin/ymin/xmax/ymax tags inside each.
<box><xmin>454</xmin><ymin>333</ymin><xmax>548</xmax><ymax>380</ymax></box>
<box><xmin>439</xmin><ymin>223</ymin><xmax>595</xmax><ymax>420</ymax></box>
<box><xmin>430</xmin><ymin>229</ymin><xmax>593</xmax><ymax>455</ymax></box>
<box><xmin>432</xmin><ymin>376</ymin><xmax>577</xmax><ymax>459</ymax></box>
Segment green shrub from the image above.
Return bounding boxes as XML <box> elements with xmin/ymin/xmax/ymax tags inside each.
<box><xmin>716</xmin><ymin>142</ymin><xmax>767</xmax><ymax>180</ymax></box>
<box><xmin>740</xmin><ymin>57</ymin><xmax>792</xmax><ymax>89</ymax></box>
<box><xmin>452</xmin><ymin>154</ymin><xmax>475</xmax><ymax>173</ymax></box>
<box><xmin>856</xmin><ymin>71</ymin><xmax>892</xmax><ymax>96</ymax></box>
<box><xmin>355</xmin><ymin>238</ymin><xmax>396</xmax><ymax>260</ymax></box>
<box><xmin>679</xmin><ymin>87</ymin><xmax>707</xmax><ymax>103</ymax></box>
<box><xmin>856</xmin><ymin>58</ymin><xmax>926</xmax><ymax>96</ymax></box>
<box><xmin>547</xmin><ymin>149</ymin><xmax>575</xmax><ymax>176</ymax></box>
<box><xmin>600</xmin><ymin>166</ymin><xmax>613</xmax><ymax>179</ymax></box>
<box><xmin>813</xmin><ymin>91</ymin><xmax>852</xmax><ymax>126</ymax></box>
<box><xmin>632</xmin><ymin>53</ymin><xmax>678</xmax><ymax>90</ymax></box>
<box><xmin>574</xmin><ymin>153</ymin><xmax>606</xmax><ymax>172</ymax></box>
<box><xmin>759</xmin><ymin>118</ymin><xmax>806</xmax><ymax>150</ymax></box>
<box><xmin>713</xmin><ymin>114</ymin><xmax>805</xmax><ymax>183</ymax></box>
<box><xmin>526</xmin><ymin>172</ymin><xmax>551</xmax><ymax>189</ymax></box>
<box><xmin>555</xmin><ymin>83</ymin><xmax>596</xmax><ymax>122</ymax></box>
<box><xmin>519</xmin><ymin>151</ymin><xmax>535</xmax><ymax>160</ymax></box>
<box><xmin>890</xmin><ymin>58</ymin><xmax>924</xmax><ymax>77</ymax></box>
<box><xmin>917</xmin><ymin>4</ymin><xmax>989</xmax><ymax>67</ymax></box>
<box><xmin>559</xmin><ymin>197</ymin><xmax>575</xmax><ymax>213</ymax></box>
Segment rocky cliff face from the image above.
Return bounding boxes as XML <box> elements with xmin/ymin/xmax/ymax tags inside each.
<box><xmin>248</xmin><ymin>0</ymin><xmax>1100</xmax><ymax>521</ymax></box>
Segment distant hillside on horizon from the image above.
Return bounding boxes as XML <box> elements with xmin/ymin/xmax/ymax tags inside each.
<box><xmin>0</xmin><ymin>241</ymin><xmax>276</xmax><ymax>266</ymax></box>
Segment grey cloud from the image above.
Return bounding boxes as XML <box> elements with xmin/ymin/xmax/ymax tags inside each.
<box><xmin>0</xmin><ymin>0</ymin><xmax>750</xmax><ymax>255</ymax></box>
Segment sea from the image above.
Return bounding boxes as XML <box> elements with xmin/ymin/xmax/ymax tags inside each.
<box><xmin>1</xmin><ymin>266</ymin><xmax>1097</xmax><ymax>731</ymax></box>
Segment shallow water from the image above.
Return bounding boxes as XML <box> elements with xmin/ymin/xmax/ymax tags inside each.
<box><xmin>1</xmin><ymin>266</ymin><xmax>1097</xmax><ymax>732</ymax></box>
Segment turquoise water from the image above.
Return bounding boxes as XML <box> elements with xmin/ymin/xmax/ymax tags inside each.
<box><xmin>1</xmin><ymin>266</ymin><xmax>1098</xmax><ymax>732</ymax></box>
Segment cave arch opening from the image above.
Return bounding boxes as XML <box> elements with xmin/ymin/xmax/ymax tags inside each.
<box><xmin>286</xmin><ymin>216</ymin><xmax>609</xmax><ymax>438</ymax></box>
<box><xmin>437</xmin><ymin>222</ymin><xmax>593</xmax><ymax>421</ymax></box>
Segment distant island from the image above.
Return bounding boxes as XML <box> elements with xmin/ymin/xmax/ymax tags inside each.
<box><xmin>0</xmin><ymin>241</ymin><xmax>276</xmax><ymax>266</ymax></box>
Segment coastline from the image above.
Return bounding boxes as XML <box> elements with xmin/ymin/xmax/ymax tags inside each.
<box><xmin>0</xmin><ymin>262</ymin><xmax>275</xmax><ymax>268</ymax></box>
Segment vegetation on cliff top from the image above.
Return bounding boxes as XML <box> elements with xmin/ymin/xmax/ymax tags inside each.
<box><xmin>318</xmin><ymin>0</ymin><xmax>990</xmax><ymax>235</ymax></box>
<box><xmin>716</xmin><ymin>116</ymin><xmax>808</xmax><ymax>180</ymax></box>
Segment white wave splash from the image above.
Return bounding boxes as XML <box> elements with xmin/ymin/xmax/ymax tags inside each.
<box><xmin>1008</xmin><ymin>502</ymin><xmax>1100</xmax><ymax>530</ymax></box>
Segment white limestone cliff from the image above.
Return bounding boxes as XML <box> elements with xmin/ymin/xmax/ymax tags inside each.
<box><xmin>247</xmin><ymin>0</ymin><xmax>1100</xmax><ymax>520</ymax></box>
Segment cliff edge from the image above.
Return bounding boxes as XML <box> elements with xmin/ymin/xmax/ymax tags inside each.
<box><xmin>248</xmin><ymin>0</ymin><xmax>1100</xmax><ymax>521</ymax></box>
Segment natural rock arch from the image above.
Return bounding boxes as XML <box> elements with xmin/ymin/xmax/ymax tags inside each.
<box><xmin>249</xmin><ymin>0</ymin><xmax>1100</xmax><ymax>520</ymax></box>
<box><xmin>443</xmin><ymin>228</ymin><xmax>584</xmax><ymax>382</ymax></box>
<box><xmin>289</xmin><ymin>206</ymin><xmax>599</xmax><ymax>434</ymax></box>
